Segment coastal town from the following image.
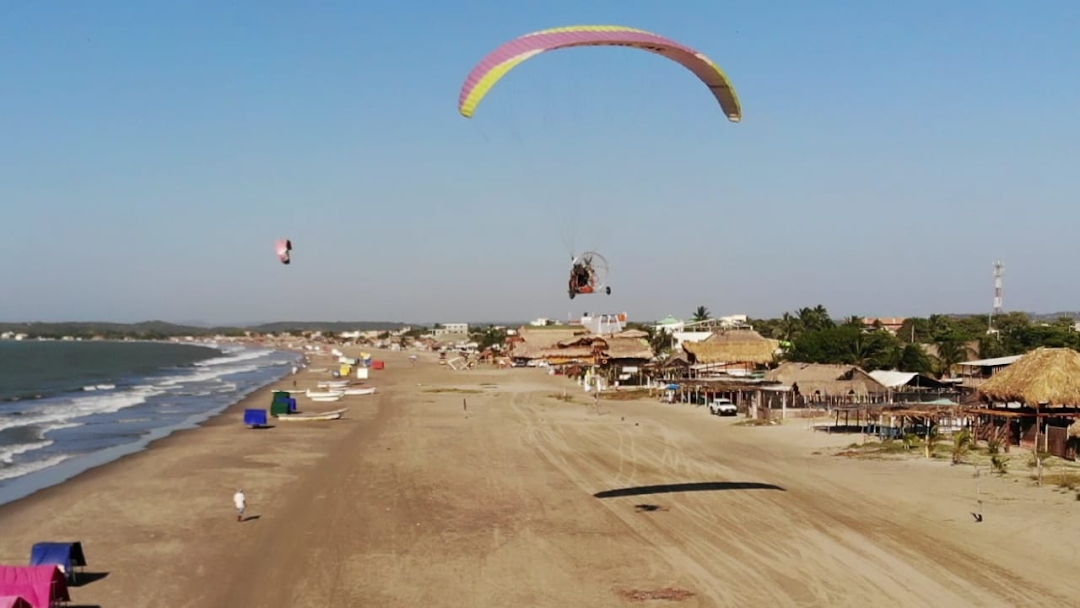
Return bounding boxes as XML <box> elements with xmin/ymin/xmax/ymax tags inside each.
<box><xmin>3</xmin><ymin>2</ymin><xmax>1078</xmax><ymax>605</ymax></box>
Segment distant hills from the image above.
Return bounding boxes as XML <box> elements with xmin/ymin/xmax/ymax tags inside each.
<box><xmin>0</xmin><ymin>320</ymin><xmax>417</xmax><ymax>339</ymax></box>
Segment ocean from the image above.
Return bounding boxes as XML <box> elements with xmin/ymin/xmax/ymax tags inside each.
<box><xmin>0</xmin><ymin>340</ymin><xmax>300</xmax><ymax>506</ymax></box>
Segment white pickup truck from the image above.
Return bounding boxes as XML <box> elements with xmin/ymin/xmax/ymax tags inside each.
<box><xmin>708</xmin><ymin>398</ymin><xmax>737</xmax><ymax>416</ymax></box>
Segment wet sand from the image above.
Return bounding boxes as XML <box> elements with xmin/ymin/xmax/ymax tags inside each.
<box><xmin>2</xmin><ymin>350</ymin><xmax>1079</xmax><ymax>607</ymax></box>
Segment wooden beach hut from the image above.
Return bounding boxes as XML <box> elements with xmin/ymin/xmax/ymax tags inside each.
<box><xmin>681</xmin><ymin>329</ymin><xmax>780</xmax><ymax>374</ymax></box>
<box><xmin>974</xmin><ymin>347</ymin><xmax>1080</xmax><ymax>460</ymax></box>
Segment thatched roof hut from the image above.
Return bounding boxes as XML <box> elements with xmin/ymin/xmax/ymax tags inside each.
<box><xmin>603</xmin><ymin>336</ymin><xmax>654</xmax><ymax>361</ymax></box>
<box><xmin>977</xmin><ymin>347</ymin><xmax>1080</xmax><ymax>407</ymax></box>
<box><xmin>509</xmin><ymin>327</ymin><xmax>652</xmax><ymax>363</ymax></box>
<box><xmin>510</xmin><ymin>327</ymin><xmax>589</xmax><ymax>359</ymax></box>
<box><xmin>765</xmin><ymin>362</ymin><xmax>887</xmax><ymax>398</ymax></box>
<box><xmin>681</xmin><ymin>329</ymin><xmax>779</xmax><ymax>365</ymax></box>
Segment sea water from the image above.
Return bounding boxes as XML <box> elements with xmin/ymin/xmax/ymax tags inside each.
<box><xmin>0</xmin><ymin>340</ymin><xmax>300</xmax><ymax>505</ymax></box>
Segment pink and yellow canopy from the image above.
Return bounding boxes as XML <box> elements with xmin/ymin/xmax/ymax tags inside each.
<box><xmin>459</xmin><ymin>25</ymin><xmax>741</xmax><ymax>122</ymax></box>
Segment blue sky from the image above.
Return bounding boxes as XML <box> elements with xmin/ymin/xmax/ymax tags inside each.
<box><xmin>1</xmin><ymin>1</ymin><xmax>1077</xmax><ymax>324</ymax></box>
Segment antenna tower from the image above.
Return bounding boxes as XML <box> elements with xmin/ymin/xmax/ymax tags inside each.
<box><xmin>990</xmin><ymin>260</ymin><xmax>1004</xmax><ymax>331</ymax></box>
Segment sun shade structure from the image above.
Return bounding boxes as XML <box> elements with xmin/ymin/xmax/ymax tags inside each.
<box><xmin>0</xmin><ymin>566</ymin><xmax>70</xmax><ymax>608</ymax></box>
<box><xmin>977</xmin><ymin>347</ymin><xmax>1080</xmax><ymax>406</ymax></box>
<box><xmin>28</xmin><ymin>543</ymin><xmax>86</xmax><ymax>583</ymax></box>
<box><xmin>459</xmin><ymin>25</ymin><xmax>741</xmax><ymax>122</ymax></box>
<box><xmin>244</xmin><ymin>408</ymin><xmax>268</xmax><ymax>427</ymax></box>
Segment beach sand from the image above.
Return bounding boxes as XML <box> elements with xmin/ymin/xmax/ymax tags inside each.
<box><xmin>2</xmin><ymin>350</ymin><xmax>1079</xmax><ymax>607</ymax></box>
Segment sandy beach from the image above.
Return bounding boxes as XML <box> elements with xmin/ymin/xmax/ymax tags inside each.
<box><xmin>2</xmin><ymin>349</ymin><xmax>1079</xmax><ymax>607</ymax></box>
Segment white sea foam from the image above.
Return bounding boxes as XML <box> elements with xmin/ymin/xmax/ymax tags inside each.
<box><xmin>156</xmin><ymin>364</ymin><xmax>259</xmax><ymax>387</ymax></box>
<box><xmin>0</xmin><ymin>387</ymin><xmax>163</xmax><ymax>433</ymax></box>
<box><xmin>195</xmin><ymin>349</ymin><xmax>271</xmax><ymax>367</ymax></box>
<box><xmin>0</xmin><ymin>454</ymin><xmax>72</xmax><ymax>482</ymax></box>
<box><xmin>0</xmin><ymin>440</ymin><xmax>53</xmax><ymax>465</ymax></box>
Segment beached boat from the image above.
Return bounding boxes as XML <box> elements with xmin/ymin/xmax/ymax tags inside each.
<box><xmin>341</xmin><ymin>387</ymin><xmax>377</xmax><ymax>396</ymax></box>
<box><xmin>274</xmin><ymin>408</ymin><xmax>347</xmax><ymax>421</ymax></box>
<box><xmin>305</xmin><ymin>389</ymin><xmax>345</xmax><ymax>398</ymax></box>
<box><xmin>317</xmin><ymin>380</ymin><xmax>350</xmax><ymax>388</ymax></box>
<box><xmin>309</xmin><ymin>394</ymin><xmax>343</xmax><ymax>403</ymax></box>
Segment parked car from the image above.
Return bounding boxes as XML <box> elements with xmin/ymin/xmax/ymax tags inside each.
<box><xmin>708</xmin><ymin>398</ymin><xmax>737</xmax><ymax>416</ymax></box>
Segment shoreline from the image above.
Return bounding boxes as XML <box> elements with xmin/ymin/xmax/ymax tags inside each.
<box><xmin>0</xmin><ymin>346</ymin><xmax>301</xmax><ymax>508</ymax></box>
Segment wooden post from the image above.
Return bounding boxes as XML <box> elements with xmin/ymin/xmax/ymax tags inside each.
<box><xmin>1035</xmin><ymin>404</ymin><xmax>1043</xmax><ymax>486</ymax></box>
<box><xmin>925</xmin><ymin>416</ymin><xmax>931</xmax><ymax>459</ymax></box>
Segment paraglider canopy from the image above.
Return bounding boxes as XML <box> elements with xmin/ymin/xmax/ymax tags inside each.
<box><xmin>275</xmin><ymin>239</ymin><xmax>292</xmax><ymax>265</ymax></box>
<box><xmin>459</xmin><ymin>25</ymin><xmax>741</xmax><ymax>122</ymax></box>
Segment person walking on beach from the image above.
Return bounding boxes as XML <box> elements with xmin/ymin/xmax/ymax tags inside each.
<box><xmin>234</xmin><ymin>488</ymin><xmax>246</xmax><ymax>522</ymax></box>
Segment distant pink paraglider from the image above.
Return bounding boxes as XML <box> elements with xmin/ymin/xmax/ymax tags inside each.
<box><xmin>275</xmin><ymin>239</ymin><xmax>292</xmax><ymax>265</ymax></box>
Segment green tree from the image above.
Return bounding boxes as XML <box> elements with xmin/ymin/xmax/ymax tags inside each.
<box><xmin>933</xmin><ymin>339</ymin><xmax>973</xmax><ymax>378</ymax></box>
<box><xmin>897</xmin><ymin>343</ymin><xmax>933</xmax><ymax>374</ymax></box>
<box><xmin>691</xmin><ymin>306</ymin><xmax>711</xmax><ymax>323</ymax></box>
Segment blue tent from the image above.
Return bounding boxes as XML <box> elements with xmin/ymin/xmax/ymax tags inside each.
<box><xmin>29</xmin><ymin>542</ymin><xmax>86</xmax><ymax>583</ymax></box>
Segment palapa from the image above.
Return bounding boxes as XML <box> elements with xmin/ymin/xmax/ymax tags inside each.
<box><xmin>682</xmin><ymin>329</ymin><xmax>779</xmax><ymax>365</ymax></box>
<box><xmin>977</xmin><ymin>347</ymin><xmax>1080</xmax><ymax>407</ymax></box>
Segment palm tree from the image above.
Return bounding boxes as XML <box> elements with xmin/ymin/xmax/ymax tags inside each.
<box><xmin>933</xmin><ymin>339</ymin><xmax>973</xmax><ymax>378</ymax></box>
<box><xmin>813</xmin><ymin>305</ymin><xmax>835</xmax><ymax>329</ymax></box>
<box><xmin>691</xmin><ymin>306</ymin><xmax>711</xmax><ymax>323</ymax></box>
<box><xmin>780</xmin><ymin>312</ymin><xmax>803</xmax><ymax>342</ymax></box>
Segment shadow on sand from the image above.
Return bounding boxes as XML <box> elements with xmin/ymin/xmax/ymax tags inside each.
<box><xmin>71</xmin><ymin>572</ymin><xmax>110</xmax><ymax>587</ymax></box>
<box><xmin>241</xmin><ymin>515</ymin><xmax>261</xmax><ymax>523</ymax></box>
<box><xmin>594</xmin><ymin>481</ymin><xmax>785</xmax><ymax>499</ymax></box>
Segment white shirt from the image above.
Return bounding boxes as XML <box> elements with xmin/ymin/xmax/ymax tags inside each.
<box><xmin>234</xmin><ymin>491</ymin><xmax>246</xmax><ymax>509</ymax></box>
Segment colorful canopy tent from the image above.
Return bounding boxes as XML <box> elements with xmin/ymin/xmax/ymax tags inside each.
<box><xmin>244</xmin><ymin>409</ymin><xmax>268</xmax><ymax>427</ymax></box>
<box><xmin>0</xmin><ymin>596</ymin><xmax>31</xmax><ymax>608</ymax></box>
<box><xmin>28</xmin><ymin>543</ymin><xmax>85</xmax><ymax>583</ymax></box>
<box><xmin>0</xmin><ymin>566</ymin><xmax>70</xmax><ymax>608</ymax></box>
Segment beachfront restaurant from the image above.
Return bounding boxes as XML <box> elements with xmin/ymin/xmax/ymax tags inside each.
<box><xmin>970</xmin><ymin>347</ymin><xmax>1080</xmax><ymax>459</ymax></box>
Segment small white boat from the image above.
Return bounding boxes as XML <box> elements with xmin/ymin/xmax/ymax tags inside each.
<box><xmin>317</xmin><ymin>380</ymin><xmax>350</xmax><ymax>388</ymax></box>
<box><xmin>341</xmin><ymin>387</ymin><xmax>377</xmax><ymax>396</ymax></box>
<box><xmin>308</xmin><ymin>367</ymin><xmax>328</xmax><ymax>373</ymax></box>
<box><xmin>306</xmin><ymin>389</ymin><xmax>345</xmax><ymax>398</ymax></box>
<box><xmin>275</xmin><ymin>408</ymin><xmax>347</xmax><ymax>421</ymax></box>
<box><xmin>309</xmin><ymin>393</ymin><xmax>344</xmax><ymax>403</ymax></box>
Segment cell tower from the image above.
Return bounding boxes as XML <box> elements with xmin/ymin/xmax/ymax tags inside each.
<box><xmin>990</xmin><ymin>260</ymin><xmax>1004</xmax><ymax>331</ymax></box>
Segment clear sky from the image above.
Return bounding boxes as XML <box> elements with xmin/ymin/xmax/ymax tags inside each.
<box><xmin>2</xmin><ymin>1</ymin><xmax>1077</xmax><ymax>325</ymax></box>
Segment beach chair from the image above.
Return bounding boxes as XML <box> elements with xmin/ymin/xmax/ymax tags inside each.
<box><xmin>243</xmin><ymin>409</ymin><xmax>268</xmax><ymax>428</ymax></box>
